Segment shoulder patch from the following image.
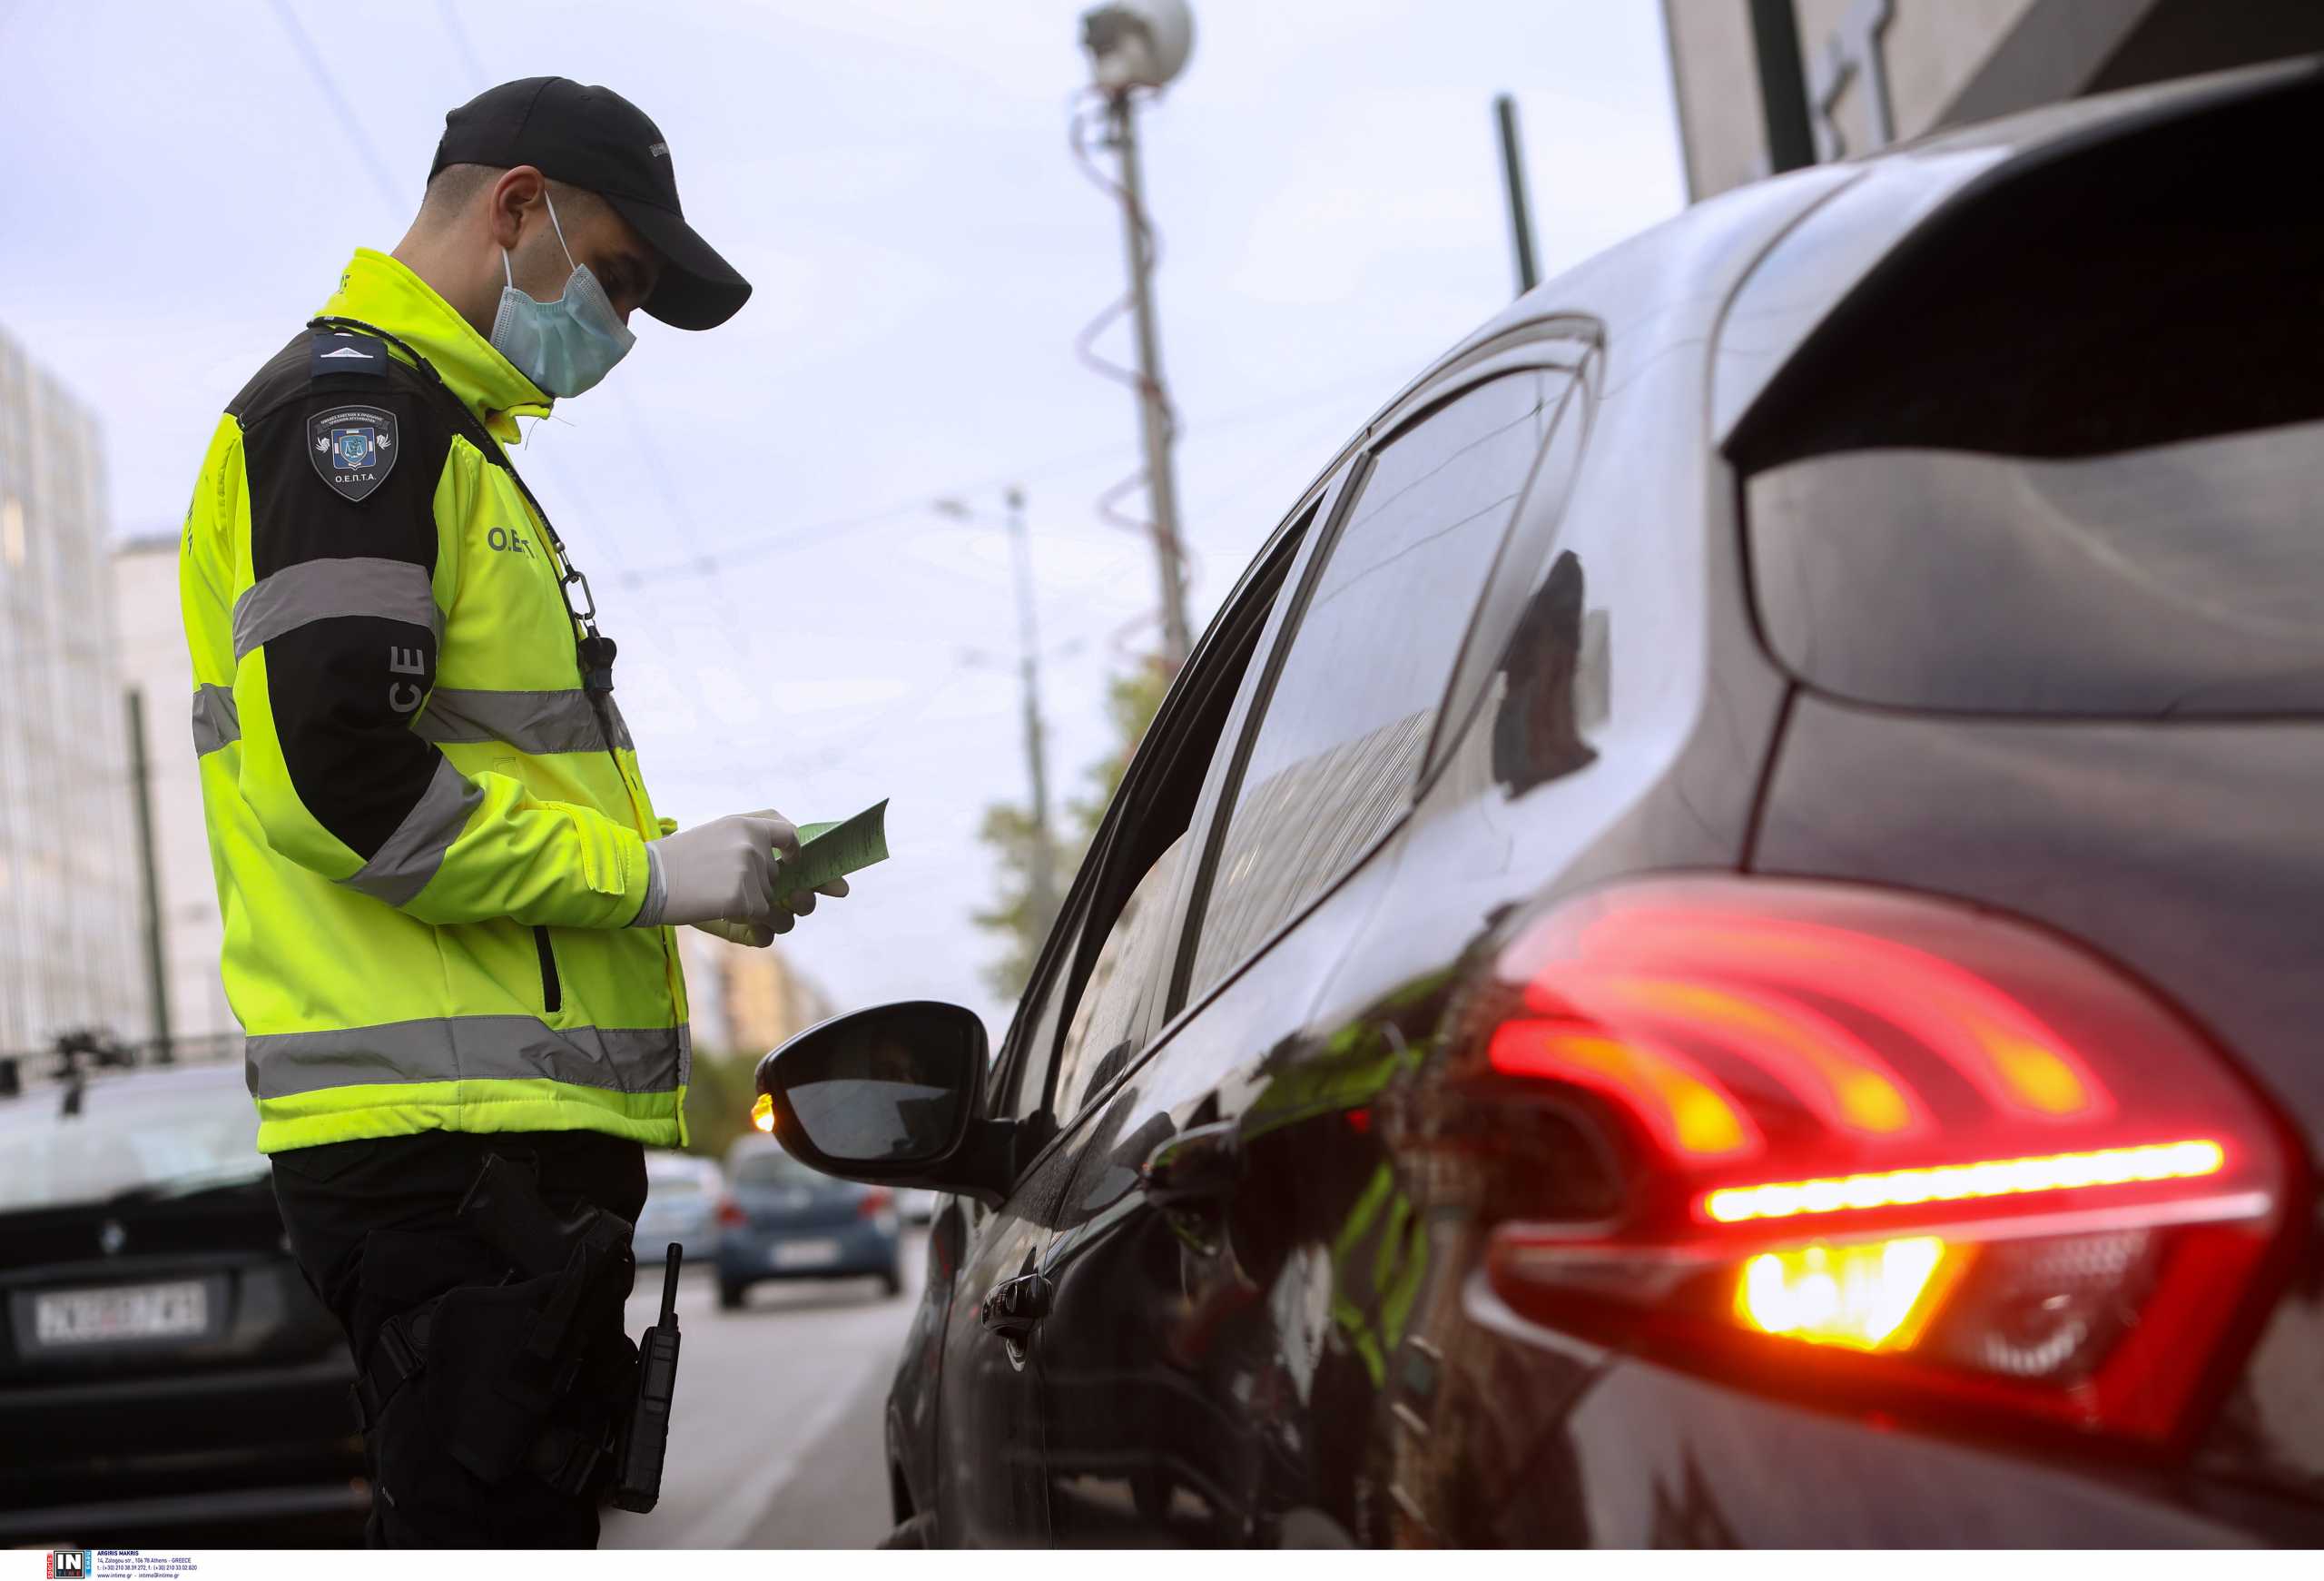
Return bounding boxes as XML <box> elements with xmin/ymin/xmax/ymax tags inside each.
<box><xmin>306</xmin><ymin>405</ymin><xmax>400</xmax><ymax>503</ymax></box>
<box><xmin>309</xmin><ymin>332</ymin><xmax>388</xmax><ymax>380</ymax></box>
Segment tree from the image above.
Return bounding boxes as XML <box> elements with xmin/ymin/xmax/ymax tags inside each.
<box><xmin>969</xmin><ymin>800</ymin><xmax>1060</xmax><ymax>999</ymax></box>
<box><xmin>971</xmin><ymin>657</ymin><xmax>1174</xmax><ymax>999</ymax></box>
<box><xmin>681</xmin><ymin>1046</ymin><xmax>762</xmax><ymax>1162</ymax></box>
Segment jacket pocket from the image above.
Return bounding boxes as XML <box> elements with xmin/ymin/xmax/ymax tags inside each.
<box><xmin>533</xmin><ymin>925</ymin><xmax>562</xmax><ymax>1015</ymax></box>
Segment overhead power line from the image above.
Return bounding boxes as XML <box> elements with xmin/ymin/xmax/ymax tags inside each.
<box><xmin>435</xmin><ymin>0</ymin><xmax>490</xmax><ymax>91</ymax></box>
<box><xmin>267</xmin><ymin>0</ymin><xmax>404</xmax><ymax>212</ymax></box>
<box><xmin>613</xmin><ymin>359</ymin><xmax>1413</xmax><ymax>588</ymax></box>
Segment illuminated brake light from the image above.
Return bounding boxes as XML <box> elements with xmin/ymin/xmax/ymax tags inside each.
<box><xmin>1735</xmin><ymin>1237</ymin><xmax>1965</xmax><ymax>1351</ymax></box>
<box><xmin>1701</xmin><ymin>1139</ymin><xmax>2227</xmax><ymax>1224</ymax></box>
<box><xmin>1571</xmin><ymin>908</ymin><xmax>2109</xmax><ymax>1120</ymax></box>
<box><xmin>1606</xmin><ymin>975</ymin><xmax>1927</xmax><ymax>1138</ymax></box>
<box><xmin>1489</xmin><ymin>1021</ymin><xmax>1760</xmax><ymax>1160</ymax></box>
<box><xmin>1476</xmin><ymin>877</ymin><xmax>2295</xmax><ymax>1448</ymax></box>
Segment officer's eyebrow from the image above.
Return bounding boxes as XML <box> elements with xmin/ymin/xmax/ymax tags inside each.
<box><xmin>601</xmin><ymin>247</ymin><xmax>659</xmax><ymax>307</ymax></box>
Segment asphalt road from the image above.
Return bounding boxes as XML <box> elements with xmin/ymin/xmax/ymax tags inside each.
<box><xmin>601</xmin><ymin>1230</ymin><xmax>924</xmax><ymax>1550</ymax></box>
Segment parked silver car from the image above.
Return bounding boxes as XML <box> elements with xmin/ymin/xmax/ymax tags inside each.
<box><xmin>635</xmin><ymin>1150</ymin><xmax>723</xmax><ymax>1263</ymax></box>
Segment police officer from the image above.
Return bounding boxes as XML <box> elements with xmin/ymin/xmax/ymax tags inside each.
<box><xmin>179</xmin><ymin>78</ymin><xmax>845</xmax><ymax>1546</ymax></box>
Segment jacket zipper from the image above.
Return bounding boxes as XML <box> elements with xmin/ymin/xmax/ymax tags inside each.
<box><xmin>527</xmin><ymin>499</ymin><xmax>688</xmax><ymax>1045</ymax></box>
<box><xmin>310</xmin><ymin>319</ymin><xmax>682</xmax><ymax>1089</ymax></box>
<box><xmin>534</xmin><ymin>925</ymin><xmax>563</xmax><ymax>1014</ymax></box>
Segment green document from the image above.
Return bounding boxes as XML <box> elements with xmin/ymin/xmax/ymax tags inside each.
<box><xmin>776</xmin><ymin>798</ymin><xmax>890</xmax><ymax>901</ymax></box>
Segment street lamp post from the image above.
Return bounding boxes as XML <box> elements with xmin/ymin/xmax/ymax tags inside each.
<box><xmin>1004</xmin><ymin>487</ymin><xmax>1059</xmax><ymax>932</ymax></box>
<box><xmin>935</xmin><ymin>491</ymin><xmax>1061</xmax><ymax>936</ymax></box>
<box><xmin>1081</xmin><ymin>0</ymin><xmax>1196</xmax><ymax>668</ymax></box>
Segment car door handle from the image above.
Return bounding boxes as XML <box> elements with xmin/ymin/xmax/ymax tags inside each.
<box><xmin>979</xmin><ymin>1271</ymin><xmax>1051</xmax><ymax>1341</ymax></box>
<box><xmin>1140</xmin><ymin>1120</ymin><xmax>1243</xmax><ymax>1208</ymax></box>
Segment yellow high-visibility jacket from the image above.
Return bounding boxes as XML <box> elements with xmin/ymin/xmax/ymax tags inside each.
<box><xmin>182</xmin><ymin>249</ymin><xmax>688</xmax><ymax>1153</ymax></box>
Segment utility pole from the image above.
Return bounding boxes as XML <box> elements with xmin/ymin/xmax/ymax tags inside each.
<box><xmin>1083</xmin><ymin>0</ymin><xmax>1197</xmax><ymax>669</ymax></box>
<box><xmin>1005</xmin><ymin>488</ymin><xmax>1060</xmax><ymax>934</ymax></box>
<box><xmin>124</xmin><ymin>687</ymin><xmax>172</xmax><ymax>1062</ymax></box>
<box><xmin>1103</xmin><ymin>93</ymin><xmax>1195</xmax><ymax>668</ymax></box>
<box><xmin>1748</xmin><ymin>0</ymin><xmax>1817</xmax><ymax>174</ymax></box>
<box><xmin>934</xmin><ymin>490</ymin><xmax>1062</xmax><ymax>938</ymax></box>
<box><xmin>1493</xmin><ymin>94</ymin><xmax>1541</xmax><ymax>296</ymax></box>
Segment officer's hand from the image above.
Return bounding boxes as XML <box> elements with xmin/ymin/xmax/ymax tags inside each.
<box><xmin>689</xmin><ymin>917</ymin><xmax>778</xmax><ymax>949</ymax></box>
<box><xmin>689</xmin><ymin>876</ymin><xmax>845</xmax><ymax>945</ymax></box>
<box><xmin>769</xmin><ymin>874</ymin><xmax>849</xmax><ymax>934</ymax></box>
<box><xmin>634</xmin><ymin>809</ymin><xmax>801</xmax><ymax>930</ymax></box>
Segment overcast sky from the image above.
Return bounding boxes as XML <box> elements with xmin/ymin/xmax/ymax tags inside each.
<box><xmin>0</xmin><ymin>0</ymin><xmax>1684</xmax><ymax>1036</ymax></box>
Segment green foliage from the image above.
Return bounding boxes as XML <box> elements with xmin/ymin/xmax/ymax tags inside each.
<box><xmin>969</xmin><ymin>799</ymin><xmax>1059</xmax><ymax>1000</ymax></box>
<box><xmin>1068</xmin><ymin>660</ymin><xmax>1174</xmax><ymax>836</ymax></box>
<box><xmin>681</xmin><ymin>1046</ymin><xmax>761</xmax><ymax>1162</ymax></box>
<box><xmin>971</xmin><ymin>657</ymin><xmax>1175</xmax><ymax>1000</ymax></box>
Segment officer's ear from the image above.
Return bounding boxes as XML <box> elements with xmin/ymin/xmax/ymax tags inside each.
<box><xmin>484</xmin><ymin>165</ymin><xmax>549</xmax><ymax>252</ymax></box>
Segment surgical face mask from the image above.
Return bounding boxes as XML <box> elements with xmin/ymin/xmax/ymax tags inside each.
<box><xmin>488</xmin><ymin>192</ymin><xmax>636</xmax><ymax>398</ymax></box>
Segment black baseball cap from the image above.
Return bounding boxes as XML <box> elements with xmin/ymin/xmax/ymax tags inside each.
<box><xmin>430</xmin><ymin>77</ymin><xmax>750</xmax><ymax>331</ymax></box>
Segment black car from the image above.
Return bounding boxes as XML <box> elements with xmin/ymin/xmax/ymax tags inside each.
<box><xmin>759</xmin><ymin>60</ymin><xmax>2324</xmax><ymax>1546</ymax></box>
<box><xmin>0</xmin><ymin>1061</ymin><xmax>366</xmax><ymax>1544</ymax></box>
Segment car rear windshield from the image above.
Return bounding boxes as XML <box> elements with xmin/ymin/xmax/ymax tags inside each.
<box><xmin>1731</xmin><ymin>70</ymin><xmax>2323</xmax><ymax>717</ymax></box>
<box><xmin>730</xmin><ymin>1148</ymin><xmax>822</xmax><ymax>1187</ymax></box>
<box><xmin>1748</xmin><ymin>420</ymin><xmax>2324</xmax><ymax>716</ymax></box>
<box><xmin>0</xmin><ymin>1072</ymin><xmax>265</xmax><ymax>1214</ymax></box>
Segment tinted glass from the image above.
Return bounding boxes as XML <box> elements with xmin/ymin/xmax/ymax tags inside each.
<box><xmin>1748</xmin><ymin>420</ymin><xmax>2324</xmax><ymax>716</ymax></box>
<box><xmin>1049</xmin><ymin>830</ymin><xmax>1188</xmax><ymax>1120</ymax></box>
<box><xmin>729</xmin><ymin>1145</ymin><xmax>824</xmax><ymax>1187</ymax></box>
<box><xmin>1017</xmin><ymin>499</ymin><xmax>1324</xmax><ymax>1122</ymax></box>
<box><xmin>1188</xmin><ymin>376</ymin><xmax>1552</xmax><ymax>994</ymax></box>
<box><xmin>1004</xmin><ymin>909</ymin><xmax>1085</xmax><ymax>1123</ymax></box>
<box><xmin>0</xmin><ymin>1071</ymin><xmax>263</xmax><ymax>1212</ymax></box>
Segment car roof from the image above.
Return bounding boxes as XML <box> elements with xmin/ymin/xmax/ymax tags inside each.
<box><xmin>1363</xmin><ymin>55</ymin><xmax>2319</xmax><ymax>451</ymax></box>
<box><xmin>0</xmin><ymin>1058</ymin><xmax>248</xmax><ymax>1126</ymax></box>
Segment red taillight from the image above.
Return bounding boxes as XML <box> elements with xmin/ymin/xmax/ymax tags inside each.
<box><xmin>715</xmin><ymin>1195</ymin><xmax>745</xmax><ymax>1227</ymax></box>
<box><xmin>858</xmin><ymin>1187</ymin><xmax>894</xmax><ymax>1219</ymax></box>
<box><xmin>1476</xmin><ymin>878</ymin><xmax>2295</xmax><ymax>1449</ymax></box>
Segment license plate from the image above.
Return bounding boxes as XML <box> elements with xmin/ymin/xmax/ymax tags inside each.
<box><xmin>33</xmin><ymin>1281</ymin><xmax>210</xmax><ymax>1347</ymax></box>
<box><xmin>771</xmin><ymin>1238</ymin><xmax>841</xmax><ymax>1270</ymax></box>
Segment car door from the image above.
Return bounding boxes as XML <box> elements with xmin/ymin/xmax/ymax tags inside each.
<box><xmin>1030</xmin><ymin>357</ymin><xmax>1586</xmax><ymax>1546</ymax></box>
<box><xmin>927</xmin><ymin>476</ymin><xmax>1339</xmax><ymax>1546</ymax></box>
<box><xmin>925</xmin><ymin>876</ymin><xmax>1090</xmax><ymax>1546</ymax></box>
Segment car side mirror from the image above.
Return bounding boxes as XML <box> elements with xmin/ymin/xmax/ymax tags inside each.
<box><xmin>753</xmin><ymin>1001</ymin><xmax>1016</xmax><ymax>1206</ymax></box>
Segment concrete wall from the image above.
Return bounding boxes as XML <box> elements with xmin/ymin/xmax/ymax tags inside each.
<box><xmin>1662</xmin><ymin>0</ymin><xmax>2144</xmax><ymax>201</ymax></box>
<box><xmin>675</xmin><ymin>925</ymin><xmax>832</xmax><ymax>1058</ymax></box>
<box><xmin>114</xmin><ymin>536</ymin><xmax>239</xmax><ymax>1043</ymax></box>
<box><xmin>0</xmin><ymin>324</ymin><xmax>142</xmax><ymax>1055</ymax></box>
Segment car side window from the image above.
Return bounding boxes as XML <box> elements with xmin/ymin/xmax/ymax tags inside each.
<box><xmin>1000</xmin><ymin>904</ymin><xmax>1088</xmax><ymax>1123</ymax></box>
<box><xmin>1048</xmin><ymin>831</ymin><xmax>1188</xmax><ymax>1121</ymax></box>
<box><xmin>1185</xmin><ymin>374</ymin><xmax>1557</xmax><ymax>1000</ymax></box>
<box><xmin>1029</xmin><ymin>488</ymin><xmax>1333</xmax><ymax>1127</ymax></box>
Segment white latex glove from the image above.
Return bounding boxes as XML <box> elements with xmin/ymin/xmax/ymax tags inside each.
<box><xmin>630</xmin><ymin>810</ymin><xmax>799</xmax><ymax>931</ymax></box>
<box><xmin>688</xmin><ymin>875</ymin><xmax>852</xmax><ymax>948</ymax></box>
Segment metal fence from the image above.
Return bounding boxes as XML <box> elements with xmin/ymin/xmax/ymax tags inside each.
<box><xmin>0</xmin><ymin>1028</ymin><xmax>244</xmax><ymax>1100</ymax></box>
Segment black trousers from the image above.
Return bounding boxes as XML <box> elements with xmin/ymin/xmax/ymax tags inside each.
<box><xmin>270</xmin><ymin>1130</ymin><xmax>647</xmax><ymax>1548</ymax></box>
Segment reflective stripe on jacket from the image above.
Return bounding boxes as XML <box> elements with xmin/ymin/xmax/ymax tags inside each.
<box><xmin>182</xmin><ymin>248</ymin><xmax>689</xmax><ymax>1152</ymax></box>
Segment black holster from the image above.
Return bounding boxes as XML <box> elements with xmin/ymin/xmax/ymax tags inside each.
<box><xmin>351</xmin><ymin>1153</ymin><xmax>641</xmax><ymax>1496</ymax></box>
